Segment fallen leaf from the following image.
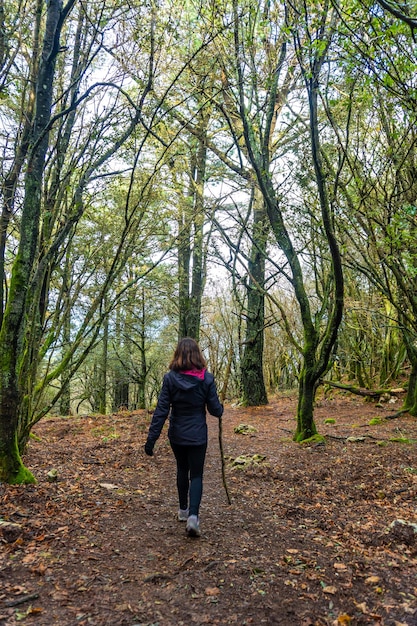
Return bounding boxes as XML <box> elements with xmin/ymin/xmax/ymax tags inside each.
<box><xmin>28</xmin><ymin>607</ymin><xmax>43</xmax><ymax>615</ymax></box>
<box><xmin>365</xmin><ymin>575</ymin><xmax>381</xmax><ymax>584</ymax></box>
<box><xmin>323</xmin><ymin>585</ymin><xmax>337</xmax><ymax>595</ymax></box>
<box><xmin>10</xmin><ymin>586</ymin><xmax>27</xmax><ymax>595</ymax></box>
<box><xmin>335</xmin><ymin>615</ymin><xmax>352</xmax><ymax>625</ymax></box>
<box><xmin>30</xmin><ymin>562</ymin><xmax>48</xmax><ymax>575</ymax></box>
<box><xmin>22</xmin><ymin>553</ymin><xmax>37</xmax><ymax>564</ymax></box>
<box><xmin>205</xmin><ymin>587</ymin><xmax>220</xmax><ymax>596</ymax></box>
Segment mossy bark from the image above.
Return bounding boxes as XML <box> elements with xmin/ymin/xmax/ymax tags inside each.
<box><xmin>400</xmin><ymin>327</ymin><xmax>417</xmax><ymax>416</ymax></box>
<box><xmin>0</xmin><ymin>0</ymin><xmax>63</xmax><ymax>482</ymax></box>
<box><xmin>0</xmin><ymin>328</ymin><xmax>36</xmax><ymax>483</ymax></box>
<box><xmin>294</xmin><ymin>367</ymin><xmax>318</xmax><ymax>442</ymax></box>
<box><xmin>403</xmin><ymin>361</ymin><xmax>417</xmax><ymax>416</ymax></box>
<box><xmin>241</xmin><ymin>342</ymin><xmax>268</xmax><ymax>406</ymax></box>
<box><xmin>0</xmin><ymin>435</ymin><xmax>36</xmax><ymax>484</ymax></box>
<box><xmin>241</xmin><ymin>192</ymin><xmax>268</xmax><ymax>407</ymax></box>
<box><xmin>233</xmin><ymin>11</ymin><xmax>344</xmax><ymax>441</ymax></box>
<box><xmin>59</xmin><ymin>255</ymin><xmax>72</xmax><ymax>415</ymax></box>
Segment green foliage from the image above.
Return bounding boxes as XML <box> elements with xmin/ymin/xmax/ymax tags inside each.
<box><xmin>369</xmin><ymin>417</ymin><xmax>384</xmax><ymax>426</ymax></box>
<box><xmin>298</xmin><ymin>434</ymin><xmax>326</xmax><ymax>446</ymax></box>
<box><xmin>389</xmin><ymin>436</ymin><xmax>415</xmax><ymax>444</ymax></box>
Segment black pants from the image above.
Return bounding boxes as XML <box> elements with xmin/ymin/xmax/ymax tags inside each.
<box><xmin>170</xmin><ymin>442</ymin><xmax>207</xmax><ymax>517</ymax></box>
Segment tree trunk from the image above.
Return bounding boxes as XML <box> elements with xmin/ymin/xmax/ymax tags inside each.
<box><xmin>178</xmin><ymin>201</ymin><xmax>192</xmax><ymax>338</ymax></box>
<box><xmin>241</xmin><ymin>192</ymin><xmax>268</xmax><ymax>406</ymax></box>
<box><xmin>404</xmin><ymin>363</ymin><xmax>417</xmax><ymax>416</ymax></box>
<box><xmin>402</xmin><ymin>329</ymin><xmax>417</xmax><ymax>416</ymax></box>
<box><xmin>294</xmin><ymin>366</ymin><xmax>318</xmax><ymax>441</ymax></box>
<box><xmin>136</xmin><ymin>288</ymin><xmax>147</xmax><ymax>410</ymax></box>
<box><xmin>232</xmin><ymin>1</ymin><xmax>343</xmax><ymax>440</ymax></box>
<box><xmin>0</xmin><ymin>0</ymin><xmax>66</xmax><ymax>483</ymax></box>
<box><xmin>112</xmin><ymin>310</ymin><xmax>129</xmax><ymax>411</ymax></box>
<box><xmin>188</xmin><ymin>135</ymin><xmax>207</xmax><ymax>342</ymax></box>
<box><xmin>0</xmin><ymin>0</ymin><xmax>42</xmax><ymax>326</ymax></box>
<box><xmin>59</xmin><ymin>308</ymin><xmax>72</xmax><ymax>416</ymax></box>
<box><xmin>59</xmin><ymin>252</ymin><xmax>72</xmax><ymax>416</ymax></box>
<box><xmin>178</xmin><ymin>127</ymin><xmax>208</xmax><ymax>341</ymax></box>
<box><xmin>98</xmin><ymin>310</ymin><xmax>109</xmax><ymax>415</ymax></box>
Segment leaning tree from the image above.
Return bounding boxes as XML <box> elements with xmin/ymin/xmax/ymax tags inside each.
<box><xmin>221</xmin><ymin>0</ymin><xmax>345</xmax><ymax>440</ymax></box>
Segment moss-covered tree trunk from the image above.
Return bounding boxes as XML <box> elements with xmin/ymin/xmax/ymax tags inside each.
<box><xmin>294</xmin><ymin>362</ymin><xmax>319</xmax><ymax>442</ymax></box>
<box><xmin>232</xmin><ymin>0</ymin><xmax>343</xmax><ymax>441</ymax></box>
<box><xmin>0</xmin><ymin>339</ymin><xmax>34</xmax><ymax>483</ymax></box>
<box><xmin>59</xmin><ymin>312</ymin><xmax>72</xmax><ymax>416</ymax></box>
<box><xmin>59</xmin><ymin>252</ymin><xmax>72</xmax><ymax>416</ymax></box>
<box><xmin>0</xmin><ymin>0</ymin><xmax>67</xmax><ymax>484</ymax></box>
<box><xmin>241</xmin><ymin>192</ymin><xmax>268</xmax><ymax>406</ymax></box>
<box><xmin>0</xmin><ymin>1</ymin><xmax>41</xmax><ymax>328</ymax></box>
<box><xmin>292</xmin><ymin>42</ymin><xmax>344</xmax><ymax>440</ymax></box>
<box><xmin>402</xmin><ymin>329</ymin><xmax>417</xmax><ymax>416</ymax></box>
<box><xmin>404</xmin><ymin>363</ymin><xmax>417</xmax><ymax>416</ymax></box>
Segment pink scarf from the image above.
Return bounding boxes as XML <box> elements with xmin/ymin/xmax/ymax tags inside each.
<box><xmin>182</xmin><ymin>368</ymin><xmax>206</xmax><ymax>380</ymax></box>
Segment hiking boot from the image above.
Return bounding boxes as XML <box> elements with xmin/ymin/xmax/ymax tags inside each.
<box><xmin>178</xmin><ymin>508</ymin><xmax>189</xmax><ymax>522</ymax></box>
<box><xmin>186</xmin><ymin>515</ymin><xmax>201</xmax><ymax>537</ymax></box>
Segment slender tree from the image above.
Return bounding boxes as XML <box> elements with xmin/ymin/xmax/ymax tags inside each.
<box><xmin>327</xmin><ymin>1</ymin><xmax>417</xmax><ymax>411</ymax></box>
<box><xmin>224</xmin><ymin>0</ymin><xmax>344</xmax><ymax>439</ymax></box>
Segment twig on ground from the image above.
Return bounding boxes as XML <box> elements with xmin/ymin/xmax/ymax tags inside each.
<box><xmin>5</xmin><ymin>593</ymin><xmax>39</xmax><ymax>607</ymax></box>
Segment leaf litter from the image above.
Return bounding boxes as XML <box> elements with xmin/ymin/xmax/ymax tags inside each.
<box><xmin>0</xmin><ymin>393</ymin><xmax>417</xmax><ymax>625</ymax></box>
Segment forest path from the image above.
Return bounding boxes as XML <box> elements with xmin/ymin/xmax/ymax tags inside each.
<box><xmin>1</xmin><ymin>393</ymin><xmax>417</xmax><ymax>625</ymax></box>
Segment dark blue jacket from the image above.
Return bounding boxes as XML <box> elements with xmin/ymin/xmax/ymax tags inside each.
<box><xmin>147</xmin><ymin>370</ymin><xmax>224</xmax><ymax>446</ymax></box>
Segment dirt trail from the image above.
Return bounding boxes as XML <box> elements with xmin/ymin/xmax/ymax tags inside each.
<box><xmin>1</xmin><ymin>394</ymin><xmax>417</xmax><ymax>625</ymax></box>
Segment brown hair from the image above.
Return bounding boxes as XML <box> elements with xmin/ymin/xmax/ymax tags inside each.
<box><xmin>169</xmin><ymin>337</ymin><xmax>207</xmax><ymax>371</ymax></box>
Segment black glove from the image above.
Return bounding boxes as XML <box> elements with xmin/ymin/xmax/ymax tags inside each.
<box><xmin>144</xmin><ymin>440</ymin><xmax>154</xmax><ymax>456</ymax></box>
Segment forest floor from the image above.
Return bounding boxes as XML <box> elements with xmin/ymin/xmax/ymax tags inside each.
<box><xmin>1</xmin><ymin>390</ymin><xmax>417</xmax><ymax>626</ymax></box>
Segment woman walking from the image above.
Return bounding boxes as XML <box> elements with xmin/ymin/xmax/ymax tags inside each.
<box><xmin>144</xmin><ymin>337</ymin><xmax>224</xmax><ymax>537</ymax></box>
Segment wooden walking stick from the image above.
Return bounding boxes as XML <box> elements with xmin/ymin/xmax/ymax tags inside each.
<box><xmin>218</xmin><ymin>413</ymin><xmax>231</xmax><ymax>505</ymax></box>
<box><xmin>218</xmin><ymin>347</ymin><xmax>233</xmax><ymax>505</ymax></box>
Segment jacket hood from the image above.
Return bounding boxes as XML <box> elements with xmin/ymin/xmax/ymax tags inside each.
<box><xmin>169</xmin><ymin>370</ymin><xmax>205</xmax><ymax>391</ymax></box>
